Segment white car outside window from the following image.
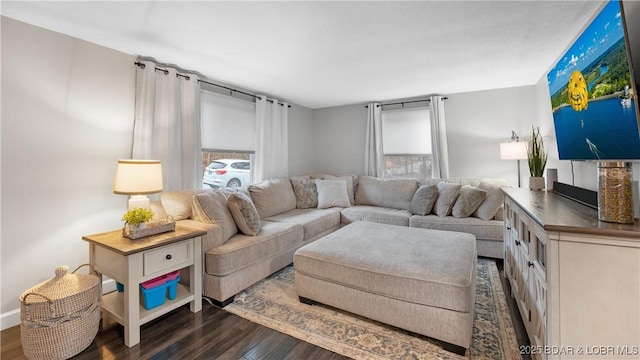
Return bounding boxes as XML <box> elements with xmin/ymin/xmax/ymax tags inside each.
<box><xmin>203</xmin><ymin>159</ymin><xmax>251</xmax><ymax>188</ymax></box>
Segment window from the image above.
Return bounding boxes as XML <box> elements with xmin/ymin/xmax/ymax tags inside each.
<box><xmin>381</xmin><ymin>106</ymin><xmax>432</xmax><ymax>179</ymax></box>
<box><xmin>201</xmin><ymin>89</ymin><xmax>256</xmax><ymax>188</ymax></box>
<box><xmin>202</xmin><ymin>154</ymin><xmax>252</xmax><ymax>188</ymax></box>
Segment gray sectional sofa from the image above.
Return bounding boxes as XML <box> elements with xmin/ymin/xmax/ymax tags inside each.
<box><xmin>151</xmin><ymin>174</ymin><xmax>506</xmax><ymax>306</ymax></box>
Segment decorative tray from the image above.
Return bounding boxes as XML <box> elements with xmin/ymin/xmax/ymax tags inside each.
<box><xmin>122</xmin><ymin>220</ymin><xmax>176</xmax><ymax>240</ymax></box>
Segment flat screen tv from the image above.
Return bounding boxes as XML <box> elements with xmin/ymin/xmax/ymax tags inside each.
<box><xmin>547</xmin><ymin>0</ymin><xmax>640</xmax><ymax>161</ymax></box>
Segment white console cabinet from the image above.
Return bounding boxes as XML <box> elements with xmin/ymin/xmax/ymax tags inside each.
<box><xmin>503</xmin><ymin>188</ymin><xmax>640</xmax><ymax>360</ymax></box>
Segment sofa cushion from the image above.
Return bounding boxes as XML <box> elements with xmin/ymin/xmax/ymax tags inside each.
<box><xmin>409</xmin><ymin>214</ymin><xmax>504</xmax><ymax>241</ymax></box>
<box><xmin>291</xmin><ymin>179</ymin><xmax>318</xmax><ymax>209</ymax></box>
<box><xmin>452</xmin><ymin>185</ymin><xmax>487</xmax><ymax>218</ymax></box>
<box><xmin>316</xmin><ymin>179</ymin><xmax>351</xmax><ymax>209</ymax></box>
<box><xmin>192</xmin><ymin>190</ymin><xmax>238</xmax><ymax>242</ymax></box>
<box><xmin>355</xmin><ymin>176</ymin><xmax>418</xmax><ymax>211</ymax></box>
<box><xmin>474</xmin><ymin>178</ymin><xmax>508</xmax><ymax>220</ymax></box>
<box><xmin>161</xmin><ymin>189</ymin><xmax>208</xmax><ymax>220</ymax></box>
<box><xmin>204</xmin><ymin>221</ymin><xmax>303</xmax><ymax>276</ymax></box>
<box><xmin>433</xmin><ymin>182</ymin><xmax>462</xmax><ymax>217</ymax></box>
<box><xmin>228</xmin><ymin>192</ymin><xmax>261</xmax><ymax>236</ymax></box>
<box><xmin>249</xmin><ymin>177</ymin><xmax>297</xmax><ymax>218</ymax></box>
<box><xmin>341</xmin><ymin>205</ymin><xmax>412</xmax><ymax>227</ymax></box>
<box><xmin>409</xmin><ymin>184</ymin><xmax>438</xmax><ymax>216</ymax></box>
<box><xmin>264</xmin><ymin>208</ymin><xmax>342</xmax><ymax>241</ymax></box>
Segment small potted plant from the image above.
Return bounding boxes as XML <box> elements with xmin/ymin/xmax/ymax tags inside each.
<box><xmin>122</xmin><ymin>208</ymin><xmax>154</xmax><ymax>230</ymax></box>
<box><xmin>527</xmin><ymin>126</ymin><xmax>548</xmax><ymax>190</ymax></box>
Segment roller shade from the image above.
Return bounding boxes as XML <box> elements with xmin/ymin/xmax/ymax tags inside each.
<box><xmin>201</xmin><ymin>90</ymin><xmax>256</xmax><ymax>151</ymax></box>
<box><xmin>381</xmin><ymin>107</ymin><xmax>431</xmax><ymax>154</ymax></box>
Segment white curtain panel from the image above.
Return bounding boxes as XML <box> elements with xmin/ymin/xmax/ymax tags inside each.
<box><xmin>429</xmin><ymin>95</ymin><xmax>450</xmax><ymax>179</ymax></box>
<box><xmin>364</xmin><ymin>103</ymin><xmax>384</xmax><ymax>177</ymax></box>
<box><xmin>132</xmin><ymin>60</ymin><xmax>201</xmax><ymax>190</ymax></box>
<box><xmin>254</xmin><ymin>96</ymin><xmax>289</xmax><ymax>183</ymax></box>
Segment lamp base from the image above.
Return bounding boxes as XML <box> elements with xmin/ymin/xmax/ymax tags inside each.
<box><xmin>128</xmin><ymin>195</ymin><xmax>150</xmax><ymax>210</ymax></box>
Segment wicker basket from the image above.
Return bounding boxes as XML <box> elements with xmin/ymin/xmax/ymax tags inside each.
<box><xmin>20</xmin><ymin>264</ymin><xmax>101</xmax><ymax>360</ymax></box>
<box><xmin>123</xmin><ymin>220</ymin><xmax>176</xmax><ymax>239</ymax></box>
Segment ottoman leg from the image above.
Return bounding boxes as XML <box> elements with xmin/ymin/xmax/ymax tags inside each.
<box><xmin>442</xmin><ymin>342</ymin><xmax>467</xmax><ymax>356</ymax></box>
<box><xmin>298</xmin><ymin>296</ymin><xmax>317</xmax><ymax>306</ymax></box>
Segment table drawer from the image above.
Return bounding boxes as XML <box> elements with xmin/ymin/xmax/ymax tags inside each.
<box><xmin>143</xmin><ymin>240</ymin><xmax>192</xmax><ymax>276</ymax></box>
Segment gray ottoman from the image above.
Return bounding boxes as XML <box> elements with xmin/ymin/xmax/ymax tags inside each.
<box><xmin>293</xmin><ymin>221</ymin><xmax>477</xmax><ymax>355</ymax></box>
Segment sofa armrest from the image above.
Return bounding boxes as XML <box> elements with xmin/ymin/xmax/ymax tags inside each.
<box><xmin>177</xmin><ymin>219</ymin><xmax>226</xmax><ymax>251</ymax></box>
<box><xmin>493</xmin><ymin>206</ymin><xmax>504</xmax><ymax>221</ymax></box>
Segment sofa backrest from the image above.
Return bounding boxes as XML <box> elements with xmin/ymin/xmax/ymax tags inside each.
<box><xmin>355</xmin><ymin>176</ymin><xmax>419</xmax><ymax>211</ymax></box>
<box><xmin>420</xmin><ymin>178</ymin><xmax>480</xmax><ymax>187</ymax></box>
<box><xmin>249</xmin><ymin>177</ymin><xmax>297</xmax><ymax>218</ymax></box>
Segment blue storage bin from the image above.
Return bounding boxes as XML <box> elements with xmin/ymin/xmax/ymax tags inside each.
<box><xmin>166</xmin><ymin>276</ymin><xmax>180</xmax><ymax>300</ymax></box>
<box><xmin>116</xmin><ymin>282</ymin><xmax>124</xmax><ymax>292</ymax></box>
<box><xmin>140</xmin><ymin>283</ymin><xmax>167</xmax><ymax>310</ymax></box>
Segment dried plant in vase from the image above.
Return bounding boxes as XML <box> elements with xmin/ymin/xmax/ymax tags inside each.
<box><xmin>527</xmin><ymin>126</ymin><xmax>548</xmax><ymax>190</ymax></box>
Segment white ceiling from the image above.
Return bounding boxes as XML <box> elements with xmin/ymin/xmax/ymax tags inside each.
<box><xmin>1</xmin><ymin>1</ymin><xmax>605</xmax><ymax>109</ymax></box>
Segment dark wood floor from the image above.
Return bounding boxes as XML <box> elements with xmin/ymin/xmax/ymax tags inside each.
<box><xmin>2</xmin><ymin>261</ymin><xmax>529</xmax><ymax>360</ymax></box>
<box><xmin>1</xmin><ymin>304</ymin><xmax>348</xmax><ymax>360</ymax></box>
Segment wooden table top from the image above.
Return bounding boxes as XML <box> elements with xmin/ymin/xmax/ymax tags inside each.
<box><xmin>82</xmin><ymin>226</ymin><xmax>206</xmax><ymax>255</ymax></box>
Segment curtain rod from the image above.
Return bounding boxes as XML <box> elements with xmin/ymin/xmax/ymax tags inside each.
<box><xmin>134</xmin><ymin>61</ymin><xmax>291</xmax><ymax>108</ymax></box>
<box><xmin>364</xmin><ymin>97</ymin><xmax>448</xmax><ymax>108</ymax></box>
<box><xmin>198</xmin><ymin>79</ymin><xmax>291</xmax><ymax>108</ymax></box>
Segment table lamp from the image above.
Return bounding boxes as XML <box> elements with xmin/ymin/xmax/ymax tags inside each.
<box><xmin>500</xmin><ymin>131</ymin><xmax>528</xmax><ymax>187</ymax></box>
<box><xmin>113</xmin><ymin>159</ymin><xmax>163</xmax><ymax>210</ymax></box>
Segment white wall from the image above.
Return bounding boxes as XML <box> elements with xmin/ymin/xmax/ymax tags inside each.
<box><xmin>312</xmin><ymin>104</ymin><xmax>368</xmax><ymax>175</ymax></box>
<box><xmin>446</xmin><ymin>86</ymin><xmax>539</xmax><ymax>185</ymax></box>
<box><xmin>288</xmin><ymin>105</ymin><xmax>315</xmax><ymax>176</ymax></box>
<box><xmin>311</xmin><ymin>86</ymin><xmax>539</xmax><ymax>186</ymax></box>
<box><xmin>1</xmin><ymin>17</ymin><xmax>136</xmax><ymax>328</ymax></box>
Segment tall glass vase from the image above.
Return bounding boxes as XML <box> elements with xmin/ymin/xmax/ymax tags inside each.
<box><xmin>598</xmin><ymin>162</ymin><xmax>634</xmax><ymax>224</ymax></box>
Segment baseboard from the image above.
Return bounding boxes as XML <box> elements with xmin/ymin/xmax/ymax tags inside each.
<box><xmin>0</xmin><ymin>278</ymin><xmax>117</xmax><ymax>330</ymax></box>
<box><xmin>0</xmin><ymin>309</ymin><xmax>20</xmax><ymax>331</ymax></box>
<box><xmin>552</xmin><ymin>181</ymin><xmax>598</xmax><ymax>209</ymax></box>
<box><xmin>103</xmin><ymin>277</ymin><xmax>117</xmax><ymax>293</ymax></box>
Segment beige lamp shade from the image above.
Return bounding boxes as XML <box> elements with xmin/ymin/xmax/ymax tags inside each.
<box><xmin>113</xmin><ymin>160</ymin><xmax>163</xmax><ymax>195</ymax></box>
<box><xmin>499</xmin><ymin>141</ymin><xmax>528</xmax><ymax>160</ymax></box>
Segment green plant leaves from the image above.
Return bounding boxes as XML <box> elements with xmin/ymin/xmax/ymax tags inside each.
<box><xmin>527</xmin><ymin>126</ymin><xmax>548</xmax><ymax>177</ymax></box>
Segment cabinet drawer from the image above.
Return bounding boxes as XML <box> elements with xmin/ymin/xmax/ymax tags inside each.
<box><xmin>143</xmin><ymin>240</ymin><xmax>192</xmax><ymax>276</ymax></box>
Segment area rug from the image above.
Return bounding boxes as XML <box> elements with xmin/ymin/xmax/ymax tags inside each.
<box><xmin>225</xmin><ymin>258</ymin><xmax>521</xmax><ymax>360</ymax></box>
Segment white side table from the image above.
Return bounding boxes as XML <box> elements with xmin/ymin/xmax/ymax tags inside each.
<box><xmin>82</xmin><ymin>226</ymin><xmax>205</xmax><ymax>347</ymax></box>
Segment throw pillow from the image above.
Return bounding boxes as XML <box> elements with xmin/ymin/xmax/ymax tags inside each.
<box><xmin>433</xmin><ymin>182</ymin><xmax>462</xmax><ymax>217</ymax></box>
<box><xmin>452</xmin><ymin>185</ymin><xmax>488</xmax><ymax>218</ymax></box>
<box><xmin>409</xmin><ymin>184</ymin><xmax>438</xmax><ymax>216</ymax></box>
<box><xmin>315</xmin><ymin>179</ymin><xmax>351</xmax><ymax>209</ymax></box>
<box><xmin>322</xmin><ymin>175</ymin><xmax>356</xmax><ymax>205</ymax></box>
<box><xmin>473</xmin><ymin>178</ymin><xmax>508</xmax><ymax>220</ymax></box>
<box><xmin>227</xmin><ymin>193</ymin><xmax>261</xmax><ymax>236</ymax></box>
<box><xmin>291</xmin><ymin>179</ymin><xmax>318</xmax><ymax>209</ymax></box>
